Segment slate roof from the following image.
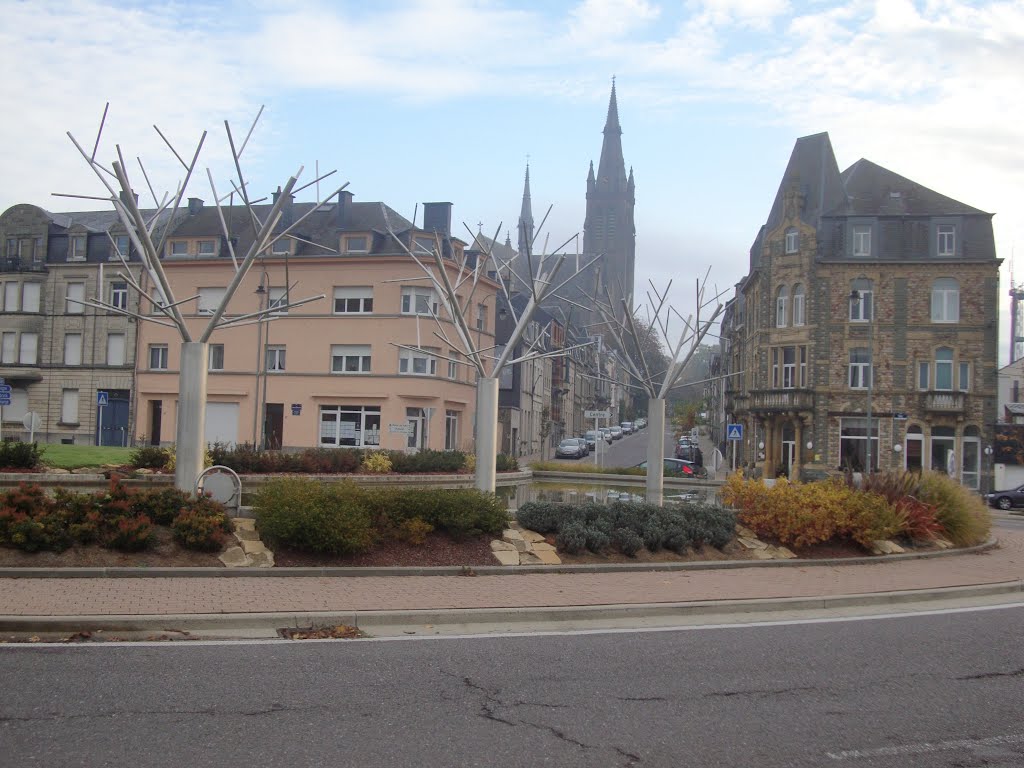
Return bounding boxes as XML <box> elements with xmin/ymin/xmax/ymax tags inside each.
<box><xmin>764</xmin><ymin>132</ymin><xmax>848</xmax><ymax>231</ymax></box>
<box><xmin>836</xmin><ymin>159</ymin><xmax>990</xmax><ymax>217</ymax></box>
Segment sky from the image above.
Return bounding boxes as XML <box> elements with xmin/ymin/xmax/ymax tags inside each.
<box><xmin>2</xmin><ymin>0</ymin><xmax>1022</xmax><ymax>361</ymax></box>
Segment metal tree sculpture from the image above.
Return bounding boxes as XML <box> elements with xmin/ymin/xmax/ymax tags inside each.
<box><xmin>62</xmin><ymin>104</ymin><xmax>340</xmax><ymax>492</ymax></box>
<box><xmin>382</xmin><ymin>212</ymin><xmax>598</xmax><ymax>492</ymax></box>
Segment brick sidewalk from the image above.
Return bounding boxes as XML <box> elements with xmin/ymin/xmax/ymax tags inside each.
<box><xmin>0</xmin><ymin>531</ymin><xmax>1021</xmax><ymax>617</ymax></box>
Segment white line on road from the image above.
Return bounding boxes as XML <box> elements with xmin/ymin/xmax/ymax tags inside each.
<box><xmin>827</xmin><ymin>732</ymin><xmax>1024</xmax><ymax>760</ymax></box>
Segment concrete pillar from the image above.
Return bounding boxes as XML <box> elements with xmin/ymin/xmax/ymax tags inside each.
<box><xmin>645</xmin><ymin>398</ymin><xmax>666</xmax><ymax>505</ymax></box>
<box><xmin>475</xmin><ymin>377</ymin><xmax>499</xmax><ymax>492</ymax></box>
<box><xmin>794</xmin><ymin>418</ymin><xmax>803</xmax><ymax>482</ymax></box>
<box><xmin>174</xmin><ymin>341</ymin><xmax>208</xmax><ymax>493</ymax></box>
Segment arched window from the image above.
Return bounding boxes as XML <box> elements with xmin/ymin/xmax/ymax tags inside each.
<box><xmin>935</xmin><ymin>347</ymin><xmax>954</xmax><ymax>391</ymax></box>
<box><xmin>850</xmin><ymin>278</ymin><xmax>873</xmax><ymax>322</ymax></box>
<box><xmin>931</xmin><ymin>278</ymin><xmax>959</xmax><ymax>323</ymax></box>
<box><xmin>775</xmin><ymin>285</ymin><xmax>788</xmax><ymax>327</ymax></box>
<box><xmin>784</xmin><ymin>228</ymin><xmax>799</xmax><ymax>254</ymax></box>
<box><xmin>792</xmin><ymin>284</ymin><xmax>805</xmax><ymax>326</ymax></box>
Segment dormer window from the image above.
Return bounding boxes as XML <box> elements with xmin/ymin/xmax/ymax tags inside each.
<box><xmin>784</xmin><ymin>228</ymin><xmax>799</xmax><ymax>254</ymax></box>
<box><xmin>271</xmin><ymin>238</ymin><xmax>290</xmax><ymax>255</ymax></box>
<box><xmin>937</xmin><ymin>225</ymin><xmax>955</xmax><ymax>257</ymax></box>
<box><xmin>169</xmin><ymin>241</ymin><xmax>188</xmax><ymax>256</ymax></box>
<box><xmin>69</xmin><ymin>235</ymin><xmax>87</xmax><ymax>262</ymax></box>
<box><xmin>852</xmin><ymin>225</ymin><xmax>871</xmax><ymax>257</ymax></box>
<box><xmin>413</xmin><ymin>235</ymin><xmax>435</xmax><ymax>255</ymax></box>
<box><xmin>344</xmin><ymin>236</ymin><xmax>368</xmax><ymax>253</ymax></box>
<box><xmin>111</xmin><ymin>235</ymin><xmax>130</xmax><ymax>261</ymax></box>
<box><xmin>198</xmin><ymin>239</ymin><xmax>217</xmax><ymax>256</ymax></box>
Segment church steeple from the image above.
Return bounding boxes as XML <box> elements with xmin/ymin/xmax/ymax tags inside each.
<box><xmin>518</xmin><ymin>162</ymin><xmax>534</xmax><ymax>257</ymax></box>
<box><xmin>596</xmin><ymin>78</ymin><xmax>627</xmax><ymax>191</ymax></box>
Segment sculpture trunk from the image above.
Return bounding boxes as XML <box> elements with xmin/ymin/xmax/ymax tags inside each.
<box><xmin>645</xmin><ymin>398</ymin><xmax>666</xmax><ymax>504</ymax></box>
<box><xmin>475</xmin><ymin>377</ymin><xmax>499</xmax><ymax>492</ymax></box>
<box><xmin>175</xmin><ymin>341</ymin><xmax>208</xmax><ymax>492</ymax></box>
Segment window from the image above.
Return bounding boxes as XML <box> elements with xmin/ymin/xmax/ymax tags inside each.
<box><xmin>1</xmin><ymin>332</ymin><xmax>15</xmax><ymax>364</ymax></box>
<box><xmin>784</xmin><ymin>228</ymin><xmax>798</xmax><ymax>254</ymax></box>
<box><xmin>792</xmin><ymin>284</ymin><xmax>805</xmax><ymax>326</ymax></box>
<box><xmin>959</xmin><ymin>361</ymin><xmax>970</xmax><ymax>392</ymax></box>
<box><xmin>930</xmin><ymin>278</ymin><xmax>959</xmax><ymax>323</ymax></box>
<box><xmin>849</xmin><ymin>280</ymin><xmax>872</xmax><ymax>322</ymax></box>
<box><xmin>111</xmin><ymin>281</ymin><xmax>128</xmax><ymax>310</ymax></box>
<box><xmin>840</xmin><ymin>417</ymin><xmax>877</xmax><ymax>473</ymax></box>
<box><xmin>3</xmin><ymin>282</ymin><xmax>18</xmax><ymax>312</ymax></box>
<box><xmin>331</xmin><ymin>344</ymin><xmax>372</xmax><ymax>374</ymax></box>
<box><xmin>937</xmin><ymin>225</ymin><xmax>956</xmax><ymax>257</ymax></box>
<box><xmin>333</xmin><ymin>287</ymin><xmax>373</xmax><ymax>314</ymax></box>
<box><xmin>344</xmin><ymin>236</ymin><xmax>368</xmax><ymax>253</ymax></box>
<box><xmin>319</xmin><ymin>405</ymin><xmax>381</xmax><ymax>447</ymax></box>
<box><xmin>413</xmin><ymin>235</ymin><xmax>435</xmax><ymax>254</ymax></box>
<box><xmin>399</xmin><ymin>347</ymin><xmax>437</xmax><ymax>376</ymax></box>
<box><xmin>197</xmin><ymin>287</ymin><xmax>226</xmax><ymax>314</ymax></box>
<box><xmin>935</xmin><ymin>347</ymin><xmax>954</xmax><ymax>391</ymax></box>
<box><xmin>266</xmin><ymin>345</ymin><xmax>286</xmax><ymax>372</ymax></box>
<box><xmin>66</xmin><ymin>282</ymin><xmax>85</xmax><ymax>314</ymax></box>
<box><xmin>112</xmin><ymin>235</ymin><xmax>130</xmax><ymax>260</ymax></box>
<box><xmin>198</xmin><ymin>239</ymin><xmax>217</xmax><ymax>256</ymax></box>
<box><xmin>61</xmin><ymin>389</ymin><xmax>79</xmax><ymax>424</ymax></box>
<box><xmin>775</xmin><ymin>286</ymin><xmax>788</xmax><ymax>327</ymax></box>
<box><xmin>849</xmin><ymin>347</ymin><xmax>871</xmax><ymax>389</ymax></box>
<box><xmin>448</xmin><ymin>350</ymin><xmax>459</xmax><ymax>380</ymax></box>
<box><xmin>169</xmin><ymin>241</ymin><xmax>188</xmax><ymax>256</ymax></box>
<box><xmin>852</xmin><ymin>225</ymin><xmax>871</xmax><ymax>257</ymax></box>
<box><xmin>107</xmin><ymin>333</ymin><xmax>126</xmax><ymax>366</ymax></box>
<box><xmin>271</xmin><ymin>237</ymin><xmax>289</xmax><ymax>255</ymax></box>
<box><xmin>5</xmin><ymin>238</ymin><xmax>15</xmax><ymax>260</ymax></box>
<box><xmin>476</xmin><ymin>303</ymin><xmax>487</xmax><ymax>331</ymax></box>
<box><xmin>19</xmin><ymin>332</ymin><xmax>38</xmax><ymax>364</ymax></box>
<box><xmin>22</xmin><ymin>283</ymin><xmax>40</xmax><ymax>313</ymax></box>
<box><xmin>32</xmin><ymin>237</ymin><xmax>43</xmax><ymax>264</ymax></box>
<box><xmin>445</xmin><ymin>410</ymin><xmax>459</xmax><ymax>451</ymax></box>
<box><xmin>918</xmin><ymin>361</ymin><xmax>929</xmax><ymax>390</ymax></box>
<box><xmin>772</xmin><ymin>346</ymin><xmax>805</xmax><ymax>388</ymax></box>
<box><xmin>401</xmin><ymin>287</ymin><xmax>438</xmax><ymax>316</ymax></box>
<box><xmin>800</xmin><ymin>346</ymin><xmax>807</xmax><ymax>387</ymax></box>
<box><xmin>149</xmin><ymin>344</ymin><xmax>168</xmax><ymax>370</ymax></box>
<box><xmin>64</xmin><ymin>333</ymin><xmax>82</xmax><ymax>366</ymax></box>
<box><xmin>2</xmin><ymin>387</ymin><xmax>27</xmax><ymax>422</ymax></box>
<box><xmin>69</xmin><ymin>235</ymin><xmax>87</xmax><ymax>262</ymax></box>
<box><xmin>268</xmin><ymin>287</ymin><xmax>288</xmax><ymax>314</ymax></box>
<box><xmin>208</xmin><ymin>344</ymin><xmax>224</xmax><ymax>371</ymax></box>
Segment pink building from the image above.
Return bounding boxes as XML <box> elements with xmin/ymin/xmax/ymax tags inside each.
<box><xmin>134</xmin><ymin>195</ymin><xmax>497</xmax><ymax>452</ymax></box>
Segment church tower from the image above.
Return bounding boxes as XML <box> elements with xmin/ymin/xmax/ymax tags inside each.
<box><xmin>583</xmin><ymin>80</ymin><xmax>636</xmax><ymax>320</ymax></box>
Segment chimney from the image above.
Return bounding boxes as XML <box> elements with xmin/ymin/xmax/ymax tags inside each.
<box><xmin>119</xmin><ymin>189</ymin><xmax>140</xmax><ymax>207</ymax></box>
<box><xmin>187</xmin><ymin>197</ymin><xmax>203</xmax><ymax>215</ymax></box>
<box><xmin>271</xmin><ymin>186</ymin><xmax>294</xmax><ymax>225</ymax></box>
<box><xmin>422</xmin><ymin>202</ymin><xmax>452</xmax><ymax>236</ymax></box>
<box><xmin>337</xmin><ymin>190</ymin><xmax>354</xmax><ymax>227</ymax></box>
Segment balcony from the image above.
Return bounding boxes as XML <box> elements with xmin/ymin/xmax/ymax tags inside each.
<box><xmin>0</xmin><ymin>258</ymin><xmax>46</xmax><ymax>273</ymax></box>
<box><xmin>747</xmin><ymin>389</ymin><xmax>815</xmax><ymax>414</ymax></box>
<box><xmin>922</xmin><ymin>391</ymin><xmax>965</xmax><ymax>414</ymax></box>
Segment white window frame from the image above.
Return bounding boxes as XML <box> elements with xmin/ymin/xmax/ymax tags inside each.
<box><xmin>69</xmin><ymin>235</ymin><xmax>87</xmax><ymax>262</ymax></box>
<box><xmin>197</xmin><ymin>239</ymin><xmax>217</xmax><ymax>256</ymax></box>
<box><xmin>21</xmin><ymin>282</ymin><xmax>40</xmax><ymax>313</ymax></box>
<box><xmin>64</xmin><ymin>333</ymin><xmax>83</xmax><ymax>366</ymax></box>
<box><xmin>476</xmin><ymin>303</ymin><xmax>487</xmax><ymax>331</ymax></box>
<box><xmin>1</xmin><ymin>332</ymin><xmax>16</xmax><ymax>364</ymax></box>
<box><xmin>849</xmin><ymin>348</ymin><xmax>871</xmax><ymax>389</ymax></box>
<box><xmin>149</xmin><ymin>344</ymin><xmax>168</xmax><ymax>370</ymax></box>
<box><xmin>852</xmin><ymin>225</ymin><xmax>871</xmax><ymax>257</ymax></box>
<box><xmin>19</xmin><ymin>332</ymin><xmax>37</xmax><ymax>364</ymax></box>
<box><xmin>266</xmin><ymin>345</ymin><xmax>286</xmax><ymax>372</ymax></box>
<box><xmin>343</xmin><ymin>235</ymin><xmax>368</xmax><ymax>253</ymax></box>
<box><xmin>66</xmin><ymin>282</ymin><xmax>85</xmax><ymax>314</ymax></box>
<box><xmin>61</xmin><ymin>389</ymin><xmax>79</xmax><ymax>424</ymax></box>
<box><xmin>784</xmin><ymin>228</ymin><xmax>798</xmax><ymax>254</ymax></box>
<box><xmin>934</xmin><ymin>347</ymin><xmax>954</xmax><ymax>391</ymax></box>
<box><xmin>333</xmin><ymin>287</ymin><xmax>373</xmax><ymax>314</ymax></box>
<box><xmin>4</xmin><ymin>282</ymin><xmax>20</xmax><ymax>312</ymax></box>
<box><xmin>197</xmin><ymin>287</ymin><xmax>226</xmax><ymax>315</ymax></box>
<box><xmin>782</xmin><ymin>346</ymin><xmax>796</xmax><ymax>389</ymax></box>
<box><xmin>850</xmin><ymin>288</ymin><xmax>872</xmax><ymax>322</ymax></box>
<box><xmin>110</xmin><ymin>281</ymin><xmax>128</xmax><ymax>310</ymax></box>
<box><xmin>208</xmin><ymin>344</ymin><xmax>225</xmax><ymax>371</ymax></box>
<box><xmin>168</xmin><ymin>240</ymin><xmax>189</xmax><ymax>257</ymax></box>
<box><xmin>331</xmin><ymin>344</ymin><xmax>372</xmax><ymax>374</ymax></box>
<box><xmin>107</xmin><ymin>333</ymin><xmax>126</xmax><ymax>366</ymax></box>
<box><xmin>792</xmin><ymin>285</ymin><xmax>805</xmax><ymax>326</ymax></box>
<box><xmin>445</xmin><ymin>410</ymin><xmax>459</xmax><ymax>451</ymax></box>
<box><xmin>448</xmin><ymin>350</ymin><xmax>459</xmax><ymax>380</ymax></box>
<box><xmin>270</xmin><ymin>237</ymin><xmax>290</xmax><ymax>255</ymax></box>
<box><xmin>268</xmin><ymin>287</ymin><xmax>288</xmax><ymax>315</ymax></box>
<box><xmin>937</xmin><ymin>225</ymin><xmax>956</xmax><ymax>257</ymax></box>
<box><xmin>775</xmin><ymin>286</ymin><xmax>788</xmax><ymax>328</ymax></box>
<box><xmin>113</xmin><ymin>235</ymin><xmax>130</xmax><ymax>260</ymax></box>
<box><xmin>401</xmin><ymin>287</ymin><xmax>439</xmax><ymax>317</ymax></box>
<box><xmin>930</xmin><ymin>278</ymin><xmax>959</xmax><ymax>323</ymax></box>
<box><xmin>399</xmin><ymin>347</ymin><xmax>438</xmax><ymax>376</ymax></box>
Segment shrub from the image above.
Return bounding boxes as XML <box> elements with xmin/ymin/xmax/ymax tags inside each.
<box><xmin>0</xmin><ymin>441</ymin><xmax>44</xmax><ymax>470</ymax></box>
<box><xmin>164</xmin><ymin>444</ymin><xmax>213</xmax><ymax>473</ymax></box>
<box><xmin>893</xmin><ymin>497</ymin><xmax>944</xmax><ymax>541</ymax></box>
<box><xmin>131</xmin><ymin>487</ymin><xmax>193</xmax><ymax>526</ymax></box>
<box><xmin>172</xmin><ymin>498</ymin><xmax>233</xmax><ymax>551</ymax></box>
<box><xmin>675</xmin><ymin>503</ymin><xmax>736</xmax><ymax>549</ymax></box>
<box><xmin>463</xmin><ymin>452</ymin><xmax>476</xmax><ymax>473</ymax></box>
<box><xmin>253</xmin><ymin>478</ymin><xmax>374</xmax><ymax>555</ymax></box>
<box><xmin>388</xmin><ymin>449</ymin><xmax>466</xmax><ymax>474</ymax></box>
<box><xmin>104</xmin><ymin>514</ymin><xmax>154</xmax><ymax>551</ymax></box>
<box><xmin>395</xmin><ymin>517</ymin><xmax>434</xmax><ymax>545</ymax></box>
<box><xmin>496</xmin><ymin>454</ymin><xmax>519</xmax><ymax>472</ymax></box>
<box><xmin>130</xmin><ymin>445</ymin><xmax>170</xmax><ymax>470</ymax></box>
<box><xmin>556</xmin><ymin>521</ymin><xmax>588</xmax><ymax>554</ymax></box>
<box><xmin>584</xmin><ymin>526</ymin><xmax>610</xmax><ymax>553</ymax></box>
<box><xmin>917</xmin><ymin>471</ymin><xmax>991</xmax><ymax>547</ymax></box>
<box><xmin>642</xmin><ymin>517</ymin><xmax>665</xmax><ymax>552</ymax></box>
<box><xmin>515</xmin><ymin>502</ymin><xmax>565</xmax><ymax>534</ymax></box>
<box><xmin>612</xmin><ymin>527</ymin><xmax>643</xmax><ymax>557</ymax></box>
<box><xmin>360</xmin><ymin>451</ymin><xmax>393</xmax><ymax>474</ymax></box>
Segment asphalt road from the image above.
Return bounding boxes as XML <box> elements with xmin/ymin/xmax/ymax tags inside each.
<box><xmin>3</xmin><ymin>605</ymin><xmax>1022</xmax><ymax>767</ymax></box>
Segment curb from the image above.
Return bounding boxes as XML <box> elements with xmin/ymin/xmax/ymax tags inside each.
<box><xmin>0</xmin><ymin>537</ymin><xmax>1000</xmax><ymax>579</ymax></box>
<box><xmin>2</xmin><ymin>580</ymin><xmax>1022</xmax><ymax>636</ymax></box>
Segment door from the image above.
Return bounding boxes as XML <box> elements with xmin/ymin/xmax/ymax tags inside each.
<box><xmin>149</xmin><ymin>400</ymin><xmax>162</xmax><ymax>445</ymax></box>
<box><xmin>263</xmin><ymin>403</ymin><xmax>283</xmax><ymax>450</ymax></box>
<box><xmin>98</xmin><ymin>390</ymin><xmax>130</xmax><ymax>446</ymax></box>
<box><xmin>406</xmin><ymin>407</ymin><xmax>426</xmax><ymax>451</ymax></box>
<box><xmin>781</xmin><ymin>424</ymin><xmax>795</xmax><ymax>478</ymax></box>
<box><xmin>931</xmin><ymin>426</ymin><xmax>955</xmax><ymax>476</ymax></box>
<box><xmin>204</xmin><ymin>402</ymin><xmax>239</xmax><ymax>446</ymax></box>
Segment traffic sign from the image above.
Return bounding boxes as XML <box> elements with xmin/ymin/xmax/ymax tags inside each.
<box><xmin>893</xmin><ymin>412</ymin><xmax>908</xmax><ymax>420</ymax></box>
<box><xmin>0</xmin><ymin>385</ymin><xmax>11</xmax><ymax>394</ymax></box>
<box><xmin>727</xmin><ymin>423</ymin><xmax>744</xmax><ymax>441</ymax></box>
<box><xmin>290</xmin><ymin>403</ymin><xmax>302</xmax><ymax>416</ymax></box>
<box><xmin>584</xmin><ymin>410</ymin><xmax>610</xmax><ymax>419</ymax></box>
<box><xmin>0</xmin><ymin>398</ymin><xmax>10</xmax><ymax>407</ymax></box>
<box><xmin>97</xmin><ymin>391</ymin><xmax>109</xmax><ymax>406</ymax></box>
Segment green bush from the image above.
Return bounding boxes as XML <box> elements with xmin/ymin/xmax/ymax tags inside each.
<box><xmin>612</xmin><ymin>527</ymin><xmax>642</xmax><ymax>556</ymax></box>
<box><xmin>496</xmin><ymin>454</ymin><xmax>520</xmax><ymax>472</ymax></box>
<box><xmin>363</xmin><ymin>487</ymin><xmax>508</xmax><ymax>538</ymax></box>
<box><xmin>514</xmin><ymin>502</ymin><xmax>566</xmax><ymax>534</ymax></box>
<box><xmin>388</xmin><ymin>449</ymin><xmax>466</xmax><ymax>474</ymax></box>
<box><xmin>130</xmin><ymin>445</ymin><xmax>170</xmax><ymax>470</ymax></box>
<box><xmin>253</xmin><ymin>478</ymin><xmax>374</xmax><ymax>555</ymax></box>
<box><xmin>917</xmin><ymin>471</ymin><xmax>991</xmax><ymax>547</ymax></box>
<box><xmin>556</xmin><ymin>521</ymin><xmax>588</xmax><ymax>554</ymax></box>
<box><xmin>172</xmin><ymin>498</ymin><xmax>233</xmax><ymax>551</ymax></box>
<box><xmin>0</xmin><ymin>441</ymin><xmax>44</xmax><ymax>470</ymax></box>
<box><xmin>642</xmin><ymin>517</ymin><xmax>665</xmax><ymax>552</ymax></box>
<box><xmin>131</xmin><ymin>487</ymin><xmax>193</xmax><ymax>526</ymax></box>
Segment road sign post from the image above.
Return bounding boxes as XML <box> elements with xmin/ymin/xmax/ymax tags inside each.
<box><xmin>96</xmin><ymin>391</ymin><xmax>108</xmax><ymax>446</ymax></box>
<box><xmin>585</xmin><ymin>410</ymin><xmax>610</xmax><ymax>468</ymax></box>
<box><xmin>727</xmin><ymin>423</ymin><xmax>743</xmax><ymax>472</ymax></box>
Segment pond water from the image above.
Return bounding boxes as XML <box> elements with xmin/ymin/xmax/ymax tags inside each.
<box><xmin>497</xmin><ymin>479</ymin><xmax>719</xmax><ymax>511</ymax></box>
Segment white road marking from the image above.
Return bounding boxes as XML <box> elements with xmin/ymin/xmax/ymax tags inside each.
<box><xmin>827</xmin><ymin>732</ymin><xmax>1024</xmax><ymax>760</ymax></box>
<box><xmin>1</xmin><ymin>600</ymin><xmax>1022</xmax><ymax>649</ymax></box>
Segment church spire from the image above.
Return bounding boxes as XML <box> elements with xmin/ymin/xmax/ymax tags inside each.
<box><xmin>596</xmin><ymin>78</ymin><xmax>627</xmax><ymax>190</ymax></box>
<box><xmin>518</xmin><ymin>162</ymin><xmax>534</xmax><ymax>257</ymax></box>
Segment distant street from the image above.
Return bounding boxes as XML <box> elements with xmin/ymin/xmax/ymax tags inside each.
<box><xmin>2</xmin><ymin>605</ymin><xmax>1022</xmax><ymax>767</ymax></box>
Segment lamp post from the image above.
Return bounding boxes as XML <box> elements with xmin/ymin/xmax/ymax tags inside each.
<box><xmin>253</xmin><ymin>275</ymin><xmax>267</xmax><ymax>448</ymax></box>
<box><xmin>852</xmin><ymin>289</ymin><xmax>874</xmax><ymax>474</ymax></box>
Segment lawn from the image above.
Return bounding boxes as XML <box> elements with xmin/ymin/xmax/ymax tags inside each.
<box><xmin>38</xmin><ymin>444</ymin><xmax>135</xmax><ymax>470</ymax></box>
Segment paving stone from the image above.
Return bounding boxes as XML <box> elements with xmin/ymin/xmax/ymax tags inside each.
<box><xmin>871</xmin><ymin>540</ymin><xmax>906</xmax><ymax>555</ymax></box>
<box><xmin>490</xmin><ymin>540</ymin><xmax>516</xmax><ymax>551</ymax></box>
<box><xmin>232</xmin><ymin>518</ymin><xmax>256</xmax><ymax>531</ymax></box>
<box><xmin>520</xmin><ymin>530</ymin><xmax>546</xmax><ymax>543</ymax></box>
<box><xmin>519</xmin><ymin>552</ymin><xmax>544</xmax><ymax>565</ymax></box>
<box><xmin>218</xmin><ymin>546</ymin><xmax>249</xmax><ymax>568</ymax></box>
<box><xmin>502</xmin><ymin>529</ymin><xmax>525</xmax><ymax>543</ymax></box>
<box><xmin>240</xmin><ymin>540</ymin><xmax>268</xmax><ymax>555</ymax></box>
<box><xmin>247</xmin><ymin>550</ymin><xmax>275</xmax><ymax>568</ymax></box>
<box><xmin>738</xmin><ymin>536</ymin><xmax>768</xmax><ymax>550</ymax></box>
<box><xmin>491</xmin><ymin>550</ymin><xmax>521</xmax><ymax>566</ymax></box>
<box><xmin>750</xmin><ymin>549</ymin><xmax>775</xmax><ymax>560</ymax></box>
<box><xmin>533</xmin><ymin>550</ymin><xmax>562</xmax><ymax>565</ymax></box>
<box><xmin>770</xmin><ymin>546</ymin><xmax>797</xmax><ymax>559</ymax></box>
<box><xmin>735</xmin><ymin>524</ymin><xmax>757</xmax><ymax>538</ymax></box>
<box><xmin>531</xmin><ymin>542</ymin><xmax>556</xmax><ymax>552</ymax></box>
<box><xmin>233</xmin><ymin>528</ymin><xmax>261</xmax><ymax>542</ymax></box>
<box><xmin>512</xmin><ymin>538</ymin><xmax>532</xmax><ymax>553</ymax></box>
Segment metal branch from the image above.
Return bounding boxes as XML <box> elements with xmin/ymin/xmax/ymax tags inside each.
<box><xmin>213</xmin><ymin>294</ymin><xmax>325</xmax><ymax>329</ymax></box>
<box><xmin>90</xmin><ymin>102</ymin><xmax>110</xmax><ymax>163</ymax></box>
<box><xmin>69</xmin><ymin>297</ymin><xmax>177</xmax><ymax>328</ymax></box>
<box><xmin>207</xmin><ymin>168</ymin><xmax>240</xmax><ymax>270</ymax></box>
<box><xmin>237</xmin><ymin>105</ymin><xmax>265</xmax><ymax>158</ymax></box>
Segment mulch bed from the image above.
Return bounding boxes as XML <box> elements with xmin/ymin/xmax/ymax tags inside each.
<box><xmin>272</xmin><ymin>531</ymin><xmax>497</xmax><ymax>568</ymax></box>
<box><xmin>0</xmin><ymin>527</ymin><xmax>224</xmax><ymax>568</ymax></box>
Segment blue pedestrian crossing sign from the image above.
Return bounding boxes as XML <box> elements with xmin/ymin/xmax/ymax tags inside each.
<box><xmin>727</xmin><ymin>423</ymin><xmax>743</xmax><ymax>441</ymax></box>
<box><xmin>97</xmin><ymin>391</ymin><xmax>109</xmax><ymax>407</ymax></box>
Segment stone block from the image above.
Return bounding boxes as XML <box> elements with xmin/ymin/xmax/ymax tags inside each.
<box><xmin>518</xmin><ymin>552</ymin><xmax>544</xmax><ymax>565</ymax></box>
<box><xmin>502</xmin><ymin>529</ymin><xmax>525</xmax><ymax>543</ymax></box>
<box><xmin>533</xmin><ymin>550</ymin><xmax>562</xmax><ymax>565</ymax></box>
<box><xmin>233</xmin><ymin>518</ymin><xmax>256</xmax><ymax>531</ymax></box>
<box><xmin>871</xmin><ymin>540</ymin><xmax>905</xmax><ymax>555</ymax></box>
<box><xmin>490</xmin><ymin>540</ymin><xmax>516</xmax><ymax>551</ymax></box>
<box><xmin>247</xmin><ymin>550</ymin><xmax>275</xmax><ymax>568</ymax></box>
<box><xmin>520</xmin><ymin>530</ymin><xmax>546</xmax><ymax>543</ymax></box>
<box><xmin>531</xmin><ymin>542</ymin><xmax>556</xmax><ymax>552</ymax></box>
<box><xmin>233</xmin><ymin>528</ymin><xmax>260</xmax><ymax>542</ymax></box>
<box><xmin>750</xmin><ymin>549</ymin><xmax>775</xmax><ymax>560</ymax></box>
<box><xmin>512</xmin><ymin>538</ymin><xmax>531</xmax><ymax>553</ymax></box>
<box><xmin>738</xmin><ymin>536</ymin><xmax>768</xmax><ymax>550</ymax></box>
<box><xmin>240</xmin><ymin>540</ymin><xmax>268</xmax><ymax>555</ymax></box>
<box><xmin>492</xmin><ymin>550</ymin><xmax>521</xmax><ymax>566</ymax></box>
<box><xmin>219</xmin><ymin>546</ymin><xmax>249</xmax><ymax>568</ymax></box>
<box><xmin>770</xmin><ymin>546</ymin><xmax>797</xmax><ymax>559</ymax></box>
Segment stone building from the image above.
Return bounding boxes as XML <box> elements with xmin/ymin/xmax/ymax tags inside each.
<box><xmin>723</xmin><ymin>132</ymin><xmax>999</xmax><ymax>490</ymax></box>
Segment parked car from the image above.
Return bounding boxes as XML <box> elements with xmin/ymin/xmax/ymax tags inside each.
<box><xmin>598</xmin><ymin>427</ymin><xmax>614</xmax><ymax>443</ymax></box>
<box><xmin>556</xmin><ymin>438</ymin><xmax>586</xmax><ymax>459</ymax></box>
<box><xmin>620</xmin><ymin>421</ymin><xmax>634</xmax><ymax>434</ymax></box>
<box><xmin>675</xmin><ymin>443</ymin><xmax>704</xmax><ymax>466</ymax></box>
<box><xmin>633</xmin><ymin>458</ymin><xmax>708</xmax><ymax>479</ymax></box>
<box><xmin>584</xmin><ymin>430</ymin><xmax>604</xmax><ymax>450</ymax></box>
<box><xmin>609</xmin><ymin>426</ymin><xmax>623</xmax><ymax>440</ymax></box>
<box><xmin>635</xmin><ymin>418</ymin><xmax>647</xmax><ymax>429</ymax></box>
<box><xmin>985</xmin><ymin>485</ymin><xmax>1024</xmax><ymax>510</ymax></box>
<box><xmin>572</xmin><ymin>437</ymin><xmax>589</xmax><ymax>456</ymax></box>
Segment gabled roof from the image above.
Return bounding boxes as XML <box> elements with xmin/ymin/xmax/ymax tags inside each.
<box><xmin>764</xmin><ymin>132</ymin><xmax>847</xmax><ymax>231</ymax></box>
<box><xmin>836</xmin><ymin>159</ymin><xmax>990</xmax><ymax>217</ymax></box>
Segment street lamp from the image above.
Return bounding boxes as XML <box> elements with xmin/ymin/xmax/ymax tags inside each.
<box><xmin>253</xmin><ymin>274</ymin><xmax>268</xmax><ymax>449</ymax></box>
<box><xmin>852</xmin><ymin>289</ymin><xmax>874</xmax><ymax>474</ymax></box>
